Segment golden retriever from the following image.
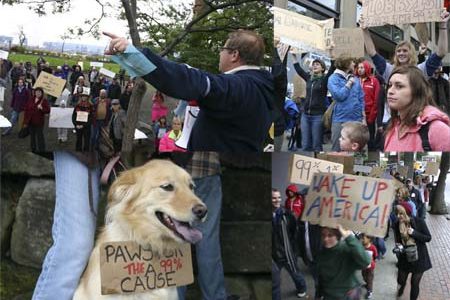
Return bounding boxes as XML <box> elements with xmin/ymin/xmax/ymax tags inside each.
<box><xmin>74</xmin><ymin>159</ymin><xmax>207</xmax><ymax>300</ymax></box>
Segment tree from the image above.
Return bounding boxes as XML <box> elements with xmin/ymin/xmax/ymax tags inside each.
<box><xmin>429</xmin><ymin>152</ymin><xmax>449</xmax><ymax>215</ymax></box>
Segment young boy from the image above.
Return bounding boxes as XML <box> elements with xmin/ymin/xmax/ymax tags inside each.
<box><xmin>360</xmin><ymin>233</ymin><xmax>378</xmax><ymax>299</ymax></box>
<box><xmin>339</xmin><ymin>121</ymin><xmax>370</xmax><ymax>152</ymax></box>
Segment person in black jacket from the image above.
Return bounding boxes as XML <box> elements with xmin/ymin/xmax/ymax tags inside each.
<box><xmin>406</xmin><ymin>178</ymin><xmax>426</xmax><ymax>219</ymax></box>
<box><xmin>393</xmin><ymin>204</ymin><xmax>432</xmax><ymax>300</ymax></box>
<box><xmin>292</xmin><ymin>53</ymin><xmax>335</xmax><ymax>151</ymax></box>
<box><xmin>272</xmin><ymin>188</ymin><xmax>307</xmax><ymax>298</ymax></box>
<box><xmin>429</xmin><ymin>67</ymin><xmax>450</xmax><ymax>115</ymax></box>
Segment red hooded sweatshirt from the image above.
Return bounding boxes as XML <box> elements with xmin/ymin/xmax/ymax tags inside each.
<box><xmin>357</xmin><ymin>61</ymin><xmax>380</xmax><ymax>125</ymax></box>
<box><xmin>285</xmin><ymin>184</ymin><xmax>304</xmax><ymax>219</ymax></box>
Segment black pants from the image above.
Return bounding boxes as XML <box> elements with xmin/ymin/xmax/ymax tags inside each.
<box><xmin>75</xmin><ymin>126</ymin><xmax>91</xmax><ymax>152</ymax></box>
<box><xmin>398</xmin><ymin>270</ymin><xmax>424</xmax><ymax>300</ymax></box>
<box><xmin>367</xmin><ymin>122</ymin><xmax>376</xmax><ymax>151</ymax></box>
<box><xmin>29</xmin><ymin>125</ymin><xmax>45</xmax><ymax>152</ymax></box>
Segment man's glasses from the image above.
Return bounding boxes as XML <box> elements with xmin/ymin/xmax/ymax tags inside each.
<box><xmin>220</xmin><ymin>46</ymin><xmax>237</xmax><ymax>52</ymax></box>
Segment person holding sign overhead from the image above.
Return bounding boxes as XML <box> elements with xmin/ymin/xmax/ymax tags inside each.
<box><xmin>103</xmin><ymin>30</ymin><xmax>274</xmax><ymax>151</ymax></box>
<box><xmin>360</xmin><ymin>8</ymin><xmax>449</xmax><ymax>83</ymax></box>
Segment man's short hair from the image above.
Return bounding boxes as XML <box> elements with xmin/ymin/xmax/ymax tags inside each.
<box><xmin>335</xmin><ymin>56</ymin><xmax>355</xmax><ymax>71</ymax></box>
<box><xmin>226</xmin><ymin>30</ymin><xmax>265</xmax><ymax>66</ymax></box>
<box><xmin>342</xmin><ymin>121</ymin><xmax>369</xmax><ymax>151</ymax></box>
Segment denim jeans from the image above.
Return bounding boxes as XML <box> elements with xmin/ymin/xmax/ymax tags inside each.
<box><xmin>91</xmin><ymin>119</ymin><xmax>106</xmax><ymax>150</ymax></box>
<box><xmin>178</xmin><ymin>175</ymin><xmax>227</xmax><ymax>300</ymax></box>
<box><xmin>331</xmin><ymin>122</ymin><xmax>343</xmax><ymax>151</ymax></box>
<box><xmin>272</xmin><ymin>260</ymin><xmax>281</xmax><ymax>300</ymax></box>
<box><xmin>275</xmin><ymin>260</ymin><xmax>307</xmax><ymax>294</ymax></box>
<box><xmin>301</xmin><ymin>113</ymin><xmax>323</xmax><ymax>151</ymax></box>
<box><xmin>32</xmin><ymin>151</ymin><xmax>100</xmax><ymax>300</ymax></box>
<box><xmin>3</xmin><ymin>110</ymin><xmax>19</xmax><ymax>134</ymax></box>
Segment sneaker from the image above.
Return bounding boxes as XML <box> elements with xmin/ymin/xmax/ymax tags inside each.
<box><xmin>366</xmin><ymin>291</ymin><xmax>373</xmax><ymax>299</ymax></box>
<box><xmin>297</xmin><ymin>291</ymin><xmax>306</xmax><ymax>298</ymax></box>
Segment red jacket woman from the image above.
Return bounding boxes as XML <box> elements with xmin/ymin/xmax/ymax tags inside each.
<box><xmin>24</xmin><ymin>87</ymin><xmax>50</xmax><ymax>152</ymax></box>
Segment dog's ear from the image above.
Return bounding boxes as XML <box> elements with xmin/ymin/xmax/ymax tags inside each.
<box><xmin>107</xmin><ymin>169</ymin><xmax>138</xmax><ymax>205</ymax></box>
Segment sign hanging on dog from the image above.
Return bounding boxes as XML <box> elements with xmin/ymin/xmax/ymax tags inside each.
<box><xmin>301</xmin><ymin>173</ymin><xmax>395</xmax><ymax>238</ymax></box>
<box><xmin>100</xmin><ymin>241</ymin><xmax>193</xmax><ymax>295</ymax></box>
<box><xmin>289</xmin><ymin>154</ymin><xmax>344</xmax><ymax>185</ymax></box>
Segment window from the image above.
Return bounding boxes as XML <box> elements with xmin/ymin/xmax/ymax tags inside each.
<box><xmin>316</xmin><ymin>0</ymin><xmax>338</xmax><ymax>10</ymax></box>
<box><xmin>287</xmin><ymin>1</ymin><xmax>329</xmax><ymax>20</ymax></box>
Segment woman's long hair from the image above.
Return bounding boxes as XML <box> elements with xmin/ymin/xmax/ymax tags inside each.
<box><xmin>386</xmin><ymin>66</ymin><xmax>434</xmax><ymax>134</ymax></box>
<box><xmin>393</xmin><ymin>41</ymin><xmax>417</xmax><ymax>67</ymax></box>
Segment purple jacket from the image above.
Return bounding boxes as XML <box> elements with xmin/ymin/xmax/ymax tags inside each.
<box><xmin>11</xmin><ymin>86</ymin><xmax>31</xmax><ymax>112</ymax></box>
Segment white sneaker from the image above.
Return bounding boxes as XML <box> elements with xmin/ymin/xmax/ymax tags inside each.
<box><xmin>297</xmin><ymin>292</ymin><xmax>306</xmax><ymax>298</ymax></box>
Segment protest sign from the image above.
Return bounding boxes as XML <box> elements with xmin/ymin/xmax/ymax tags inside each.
<box><xmin>100</xmin><ymin>241</ymin><xmax>193</xmax><ymax>295</ymax></box>
<box><xmin>362</xmin><ymin>0</ymin><xmax>443</xmax><ymax>27</ymax></box>
<box><xmin>274</xmin><ymin>6</ymin><xmax>334</xmax><ymax>55</ymax></box>
<box><xmin>354</xmin><ymin>165</ymin><xmax>373</xmax><ymax>174</ymax></box>
<box><xmin>175</xmin><ymin>106</ymin><xmax>199</xmax><ymax>150</ymax></box>
<box><xmin>90</xmin><ymin>61</ymin><xmax>104</xmax><ymax>67</ymax></box>
<box><xmin>76</xmin><ymin>111</ymin><xmax>89</xmax><ymax>123</ymax></box>
<box><xmin>33</xmin><ymin>71</ymin><xmax>66</xmax><ymax>98</ymax></box>
<box><xmin>424</xmin><ymin>161</ymin><xmax>439</xmax><ymax>175</ymax></box>
<box><xmin>55</xmin><ymin>88</ymin><xmax>71</xmax><ymax>106</ymax></box>
<box><xmin>77</xmin><ymin>61</ymin><xmax>84</xmax><ymax>70</ymax></box>
<box><xmin>414</xmin><ymin>23</ymin><xmax>429</xmax><ymax>45</ymax></box>
<box><xmin>100</xmin><ymin>67</ymin><xmax>116</xmax><ymax>79</ymax></box>
<box><xmin>0</xmin><ymin>50</ymin><xmax>9</xmax><ymax>59</ymax></box>
<box><xmin>332</xmin><ymin>28</ymin><xmax>365</xmax><ymax>59</ymax></box>
<box><xmin>134</xmin><ymin>128</ymin><xmax>148</xmax><ymax>140</ymax></box>
<box><xmin>316</xmin><ymin>153</ymin><xmax>354</xmax><ymax>174</ymax></box>
<box><xmin>276</xmin><ymin>42</ymin><xmax>291</xmax><ymax>62</ymax></box>
<box><xmin>369</xmin><ymin>166</ymin><xmax>385</xmax><ymax>178</ymax></box>
<box><xmin>0</xmin><ymin>115</ymin><xmax>11</xmax><ymax>128</ymax></box>
<box><xmin>302</xmin><ymin>173</ymin><xmax>395</xmax><ymax>237</ymax></box>
<box><xmin>397</xmin><ymin>165</ymin><xmax>409</xmax><ymax>178</ymax></box>
<box><xmin>289</xmin><ymin>154</ymin><xmax>344</xmax><ymax>185</ymax></box>
<box><xmin>49</xmin><ymin>107</ymin><xmax>74</xmax><ymax>128</ymax></box>
<box><xmin>74</xmin><ymin>85</ymin><xmax>90</xmax><ymax>96</ymax></box>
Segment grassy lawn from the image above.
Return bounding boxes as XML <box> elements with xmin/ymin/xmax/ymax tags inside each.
<box><xmin>9</xmin><ymin>53</ymin><xmax>120</xmax><ymax>73</ymax></box>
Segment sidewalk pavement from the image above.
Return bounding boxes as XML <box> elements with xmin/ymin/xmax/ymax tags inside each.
<box><xmin>280</xmin><ymin>213</ymin><xmax>450</xmax><ymax>300</ymax></box>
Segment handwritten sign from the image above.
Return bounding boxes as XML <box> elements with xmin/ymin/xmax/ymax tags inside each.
<box><xmin>362</xmin><ymin>0</ymin><xmax>443</xmax><ymax>27</ymax></box>
<box><xmin>33</xmin><ymin>71</ymin><xmax>66</xmax><ymax>98</ymax></box>
<box><xmin>414</xmin><ymin>23</ymin><xmax>429</xmax><ymax>45</ymax></box>
<box><xmin>302</xmin><ymin>173</ymin><xmax>395</xmax><ymax>237</ymax></box>
<box><xmin>289</xmin><ymin>154</ymin><xmax>344</xmax><ymax>185</ymax></box>
<box><xmin>49</xmin><ymin>107</ymin><xmax>75</xmax><ymax>128</ymax></box>
<box><xmin>332</xmin><ymin>28</ymin><xmax>365</xmax><ymax>59</ymax></box>
<box><xmin>274</xmin><ymin>7</ymin><xmax>334</xmax><ymax>55</ymax></box>
<box><xmin>369</xmin><ymin>166</ymin><xmax>385</xmax><ymax>178</ymax></box>
<box><xmin>316</xmin><ymin>153</ymin><xmax>354</xmax><ymax>174</ymax></box>
<box><xmin>277</xmin><ymin>42</ymin><xmax>291</xmax><ymax>62</ymax></box>
<box><xmin>100</xmin><ymin>67</ymin><xmax>116</xmax><ymax>79</ymax></box>
<box><xmin>74</xmin><ymin>85</ymin><xmax>90</xmax><ymax>96</ymax></box>
<box><xmin>76</xmin><ymin>111</ymin><xmax>89</xmax><ymax>123</ymax></box>
<box><xmin>424</xmin><ymin>162</ymin><xmax>439</xmax><ymax>175</ymax></box>
<box><xmin>0</xmin><ymin>50</ymin><xmax>9</xmax><ymax>60</ymax></box>
<box><xmin>90</xmin><ymin>61</ymin><xmax>104</xmax><ymax>67</ymax></box>
<box><xmin>100</xmin><ymin>242</ymin><xmax>193</xmax><ymax>295</ymax></box>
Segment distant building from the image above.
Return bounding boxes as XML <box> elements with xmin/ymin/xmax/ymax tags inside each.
<box><xmin>0</xmin><ymin>35</ymin><xmax>13</xmax><ymax>49</ymax></box>
<box><xmin>42</xmin><ymin>41</ymin><xmax>104</xmax><ymax>55</ymax></box>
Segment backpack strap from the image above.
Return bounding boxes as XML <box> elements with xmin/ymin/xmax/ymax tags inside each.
<box><xmin>418</xmin><ymin>122</ymin><xmax>432</xmax><ymax>151</ymax></box>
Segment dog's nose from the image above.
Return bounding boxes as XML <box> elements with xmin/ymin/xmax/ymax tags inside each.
<box><xmin>192</xmin><ymin>204</ymin><xmax>207</xmax><ymax>219</ymax></box>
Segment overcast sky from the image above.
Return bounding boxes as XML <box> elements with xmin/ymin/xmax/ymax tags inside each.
<box><xmin>0</xmin><ymin>0</ymin><xmax>191</xmax><ymax>47</ymax></box>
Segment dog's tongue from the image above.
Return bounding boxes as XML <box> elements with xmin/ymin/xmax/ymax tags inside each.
<box><xmin>172</xmin><ymin>219</ymin><xmax>203</xmax><ymax>244</ymax></box>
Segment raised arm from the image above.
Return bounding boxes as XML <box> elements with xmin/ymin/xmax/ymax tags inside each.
<box><xmin>436</xmin><ymin>10</ymin><xmax>450</xmax><ymax>58</ymax></box>
<box><xmin>359</xmin><ymin>15</ymin><xmax>377</xmax><ymax>57</ymax></box>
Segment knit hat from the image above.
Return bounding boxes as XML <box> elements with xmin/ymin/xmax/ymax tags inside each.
<box><xmin>399</xmin><ymin>202</ymin><xmax>412</xmax><ymax>216</ymax></box>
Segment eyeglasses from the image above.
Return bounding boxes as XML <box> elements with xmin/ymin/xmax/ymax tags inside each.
<box><xmin>220</xmin><ymin>46</ymin><xmax>237</xmax><ymax>52</ymax></box>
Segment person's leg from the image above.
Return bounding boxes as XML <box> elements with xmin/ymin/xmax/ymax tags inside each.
<box><xmin>32</xmin><ymin>151</ymin><xmax>100</xmax><ymax>300</ymax></box>
<box><xmin>36</xmin><ymin>126</ymin><xmax>45</xmax><ymax>152</ymax></box>
<box><xmin>178</xmin><ymin>175</ymin><xmax>226</xmax><ymax>300</ymax></box>
<box><xmin>30</xmin><ymin>126</ymin><xmax>37</xmax><ymax>152</ymax></box>
<box><xmin>274</xmin><ymin>134</ymin><xmax>284</xmax><ymax>152</ymax></box>
<box><xmin>301</xmin><ymin>113</ymin><xmax>312</xmax><ymax>151</ymax></box>
<box><xmin>410</xmin><ymin>272</ymin><xmax>424</xmax><ymax>300</ymax></box>
<box><xmin>75</xmin><ymin>129</ymin><xmax>82</xmax><ymax>151</ymax></box>
<box><xmin>397</xmin><ymin>269</ymin><xmax>409</xmax><ymax>296</ymax></box>
<box><xmin>272</xmin><ymin>260</ymin><xmax>281</xmax><ymax>300</ymax></box>
<box><xmin>285</xmin><ymin>259</ymin><xmax>307</xmax><ymax>295</ymax></box>
<box><xmin>83</xmin><ymin>126</ymin><xmax>91</xmax><ymax>152</ymax></box>
<box><xmin>367</xmin><ymin>122</ymin><xmax>376</xmax><ymax>150</ymax></box>
<box><xmin>311</xmin><ymin>114</ymin><xmax>323</xmax><ymax>151</ymax></box>
<box><xmin>331</xmin><ymin>122</ymin><xmax>343</xmax><ymax>151</ymax></box>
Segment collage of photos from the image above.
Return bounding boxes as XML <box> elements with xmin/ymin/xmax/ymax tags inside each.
<box><xmin>1</xmin><ymin>0</ymin><xmax>450</xmax><ymax>300</ymax></box>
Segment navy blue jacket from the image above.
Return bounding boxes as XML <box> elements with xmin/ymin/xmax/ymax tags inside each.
<box><xmin>140</xmin><ymin>48</ymin><xmax>274</xmax><ymax>151</ymax></box>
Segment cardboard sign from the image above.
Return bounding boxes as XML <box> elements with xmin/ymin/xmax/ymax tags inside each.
<box><xmin>274</xmin><ymin>7</ymin><xmax>334</xmax><ymax>55</ymax></box>
<box><xmin>0</xmin><ymin>50</ymin><xmax>9</xmax><ymax>60</ymax></box>
<box><xmin>332</xmin><ymin>28</ymin><xmax>365</xmax><ymax>59</ymax></box>
<box><xmin>76</xmin><ymin>111</ymin><xmax>89</xmax><ymax>123</ymax></box>
<box><xmin>302</xmin><ymin>173</ymin><xmax>395</xmax><ymax>237</ymax></box>
<box><xmin>90</xmin><ymin>61</ymin><xmax>104</xmax><ymax>67</ymax></box>
<box><xmin>100</xmin><ymin>242</ymin><xmax>193</xmax><ymax>295</ymax></box>
<box><xmin>33</xmin><ymin>71</ymin><xmax>66</xmax><ymax>98</ymax></box>
<box><xmin>317</xmin><ymin>153</ymin><xmax>354</xmax><ymax>175</ymax></box>
<box><xmin>424</xmin><ymin>161</ymin><xmax>439</xmax><ymax>175</ymax></box>
<box><xmin>362</xmin><ymin>0</ymin><xmax>443</xmax><ymax>27</ymax></box>
<box><xmin>49</xmin><ymin>107</ymin><xmax>75</xmax><ymax>128</ymax></box>
<box><xmin>414</xmin><ymin>23</ymin><xmax>429</xmax><ymax>45</ymax></box>
<box><xmin>276</xmin><ymin>42</ymin><xmax>291</xmax><ymax>62</ymax></box>
<box><xmin>100</xmin><ymin>67</ymin><xmax>116</xmax><ymax>79</ymax></box>
<box><xmin>289</xmin><ymin>154</ymin><xmax>344</xmax><ymax>185</ymax></box>
<box><xmin>397</xmin><ymin>165</ymin><xmax>409</xmax><ymax>178</ymax></box>
<box><xmin>369</xmin><ymin>166</ymin><xmax>385</xmax><ymax>178</ymax></box>
<box><xmin>354</xmin><ymin>165</ymin><xmax>373</xmax><ymax>174</ymax></box>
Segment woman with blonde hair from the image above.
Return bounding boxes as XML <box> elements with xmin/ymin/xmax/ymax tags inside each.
<box><xmin>159</xmin><ymin>116</ymin><xmax>185</xmax><ymax>152</ymax></box>
<box><xmin>393</xmin><ymin>204</ymin><xmax>432</xmax><ymax>300</ymax></box>
<box><xmin>384</xmin><ymin>66</ymin><xmax>450</xmax><ymax>151</ymax></box>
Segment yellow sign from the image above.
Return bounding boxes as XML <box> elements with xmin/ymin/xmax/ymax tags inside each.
<box><xmin>33</xmin><ymin>71</ymin><xmax>66</xmax><ymax>98</ymax></box>
<box><xmin>289</xmin><ymin>154</ymin><xmax>344</xmax><ymax>185</ymax></box>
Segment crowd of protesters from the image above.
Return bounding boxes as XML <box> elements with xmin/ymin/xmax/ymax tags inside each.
<box><xmin>273</xmin><ymin>169</ymin><xmax>434</xmax><ymax>300</ymax></box>
<box><xmin>279</xmin><ymin>10</ymin><xmax>450</xmax><ymax>152</ymax></box>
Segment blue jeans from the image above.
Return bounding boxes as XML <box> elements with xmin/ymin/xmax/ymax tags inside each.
<box><xmin>32</xmin><ymin>151</ymin><xmax>100</xmax><ymax>300</ymax></box>
<box><xmin>272</xmin><ymin>260</ymin><xmax>281</xmax><ymax>300</ymax></box>
<box><xmin>178</xmin><ymin>175</ymin><xmax>227</xmax><ymax>300</ymax></box>
<box><xmin>275</xmin><ymin>260</ymin><xmax>307</xmax><ymax>294</ymax></box>
<box><xmin>301</xmin><ymin>113</ymin><xmax>323</xmax><ymax>151</ymax></box>
<box><xmin>4</xmin><ymin>110</ymin><xmax>19</xmax><ymax>134</ymax></box>
<box><xmin>91</xmin><ymin>119</ymin><xmax>106</xmax><ymax>150</ymax></box>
